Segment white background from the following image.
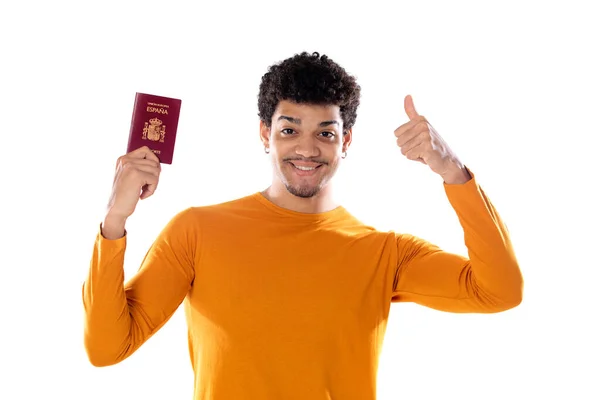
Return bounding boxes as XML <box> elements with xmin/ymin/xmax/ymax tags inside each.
<box><xmin>1</xmin><ymin>0</ymin><xmax>598</xmax><ymax>399</ymax></box>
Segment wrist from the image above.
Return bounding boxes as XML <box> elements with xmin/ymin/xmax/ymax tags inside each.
<box><xmin>102</xmin><ymin>213</ymin><xmax>127</xmax><ymax>239</ymax></box>
<box><xmin>441</xmin><ymin>160</ymin><xmax>471</xmax><ymax>185</ymax></box>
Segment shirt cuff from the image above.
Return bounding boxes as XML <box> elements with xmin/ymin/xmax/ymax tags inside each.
<box><xmin>97</xmin><ymin>222</ymin><xmax>127</xmax><ymax>248</ymax></box>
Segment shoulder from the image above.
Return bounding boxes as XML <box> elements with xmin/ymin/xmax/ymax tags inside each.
<box><xmin>334</xmin><ymin>211</ymin><xmax>430</xmax><ymax>255</ymax></box>
<box><xmin>166</xmin><ymin>193</ymin><xmax>260</xmax><ymax>228</ymax></box>
<box><xmin>329</xmin><ymin>210</ymin><xmax>399</xmax><ymax>247</ymax></box>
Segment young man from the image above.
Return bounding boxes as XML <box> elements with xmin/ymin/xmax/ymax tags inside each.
<box><xmin>83</xmin><ymin>52</ymin><xmax>523</xmax><ymax>399</ymax></box>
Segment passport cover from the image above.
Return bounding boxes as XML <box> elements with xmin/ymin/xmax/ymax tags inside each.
<box><xmin>127</xmin><ymin>92</ymin><xmax>182</xmax><ymax>164</ymax></box>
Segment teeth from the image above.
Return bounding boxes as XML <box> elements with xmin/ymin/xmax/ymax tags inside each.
<box><xmin>294</xmin><ymin>165</ymin><xmax>316</xmax><ymax>171</ymax></box>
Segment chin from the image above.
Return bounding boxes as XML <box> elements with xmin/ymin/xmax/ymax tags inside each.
<box><xmin>285</xmin><ymin>184</ymin><xmax>321</xmax><ymax>198</ymax></box>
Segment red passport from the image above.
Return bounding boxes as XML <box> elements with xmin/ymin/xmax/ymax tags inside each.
<box><xmin>127</xmin><ymin>92</ymin><xmax>182</xmax><ymax>164</ymax></box>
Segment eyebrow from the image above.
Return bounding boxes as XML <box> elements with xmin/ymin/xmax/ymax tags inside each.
<box><xmin>277</xmin><ymin>115</ymin><xmax>339</xmax><ymax>127</ymax></box>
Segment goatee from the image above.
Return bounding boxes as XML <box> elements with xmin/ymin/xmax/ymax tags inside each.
<box><xmin>285</xmin><ymin>184</ymin><xmax>320</xmax><ymax>198</ymax></box>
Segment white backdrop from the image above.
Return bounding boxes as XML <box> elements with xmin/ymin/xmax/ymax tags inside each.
<box><xmin>1</xmin><ymin>1</ymin><xmax>598</xmax><ymax>399</ymax></box>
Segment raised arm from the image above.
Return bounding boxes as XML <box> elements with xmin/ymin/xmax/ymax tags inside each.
<box><xmin>81</xmin><ymin>147</ymin><xmax>196</xmax><ymax>366</ymax></box>
<box><xmin>390</xmin><ymin>95</ymin><xmax>523</xmax><ymax>313</ymax></box>
<box><xmin>392</xmin><ymin>175</ymin><xmax>523</xmax><ymax>313</ymax></box>
<box><xmin>82</xmin><ymin>210</ymin><xmax>196</xmax><ymax>366</ymax></box>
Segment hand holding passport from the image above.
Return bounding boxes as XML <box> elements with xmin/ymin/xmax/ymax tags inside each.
<box><xmin>101</xmin><ymin>93</ymin><xmax>182</xmax><ymax>239</ymax></box>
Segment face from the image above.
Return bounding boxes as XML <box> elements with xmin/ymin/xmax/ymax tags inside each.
<box><xmin>260</xmin><ymin>100</ymin><xmax>352</xmax><ymax>198</ymax></box>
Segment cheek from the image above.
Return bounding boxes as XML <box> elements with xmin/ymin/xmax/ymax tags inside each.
<box><xmin>272</xmin><ymin>143</ymin><xmax>292</xmax><ymax>158</ymax></box>
<box><xmin>329</xmin><ymin>158</ymin><xmax>341</xmax><ymax>172</ymax></box>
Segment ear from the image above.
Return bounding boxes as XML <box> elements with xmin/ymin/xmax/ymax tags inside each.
<box><xmin>259</xmin><ymin>120</ymin><xmax>270</xmax><ymax>147</ymax></box>
<box><xmin>342</xmin><ymin>128</ymin><xmax>353</xmax><ymax>152</ymax></box>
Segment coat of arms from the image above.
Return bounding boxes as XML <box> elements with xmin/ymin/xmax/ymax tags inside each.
<box><xmin>142</xmin><ymin>117</ymin><xmax>166</xmax><ymax>142</ymax></box>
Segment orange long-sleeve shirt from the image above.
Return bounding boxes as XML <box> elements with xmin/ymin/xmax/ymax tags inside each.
<box><xmin>82</xmin><ymin>172</ymin><xmax>523</xmax><ymax>399</ymax></box>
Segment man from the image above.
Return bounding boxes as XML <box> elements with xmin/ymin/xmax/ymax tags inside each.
<box><xmin>82</xmin><ymin>51</ymin><xmax>523</xmax><ymax>399</ymax></box>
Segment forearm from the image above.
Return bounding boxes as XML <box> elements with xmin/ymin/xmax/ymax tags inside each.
<box><xmin>82</xmin><ymin>228</ymin><xmax>134</xmax><ymax>366</ymax></box>
<box><xmin>444</xmin><ymin>176</ymin><xmax>523</xmax><ymax>308</ymax></box>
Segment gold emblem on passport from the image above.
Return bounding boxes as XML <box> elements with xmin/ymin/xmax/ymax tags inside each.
<box><xmin>142</xmin><ymin>117</ymin><xmax>166</xmax><ymax>143</ymax></box>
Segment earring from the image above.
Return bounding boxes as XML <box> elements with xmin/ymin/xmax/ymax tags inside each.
<box><xmin>264</xmin><ymin>147</ymin><xmax>270</xmax><ymax>154</ymax></box>
<box><xmin>342</xmin><ymin>151</ymin><xmax>347</xmax><ymax>159</ymax></box>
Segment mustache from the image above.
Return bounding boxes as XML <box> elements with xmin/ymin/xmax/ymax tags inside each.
<box><xmin>282</xmin><ymin>157</ymin><xmax>329</xmax><ymax>165</ymax></box>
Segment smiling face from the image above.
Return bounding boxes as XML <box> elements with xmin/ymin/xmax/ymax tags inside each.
<box><xmin>260</xmin><ymin>100</ymin><xmax>352</xmax><ymax>199</ymax></box>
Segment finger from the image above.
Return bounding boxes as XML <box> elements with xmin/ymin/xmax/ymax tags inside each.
<box><xmin>114</xmin><ymin>158</ymin><xmax>159</xmax><ymax>187</ymax></box>
<box><xmin>404</xmin><ymin>142</ymin><xmax>427</xmax><ymax>162</ymax></box>
<box><xmin>395</xmin><ymin>119</ymin><xmax>428</xmax><ymax>147</ymax></box>
<box><xmin>398</xmin><ymin>130</ymin><xmax>426</xmax><ymax>155</ymax></box>
<box><xmin>140</xmin><ymin>185</ymin><xmax>156</xmax><ymax>200</ymax></box>
<box><xmin>394</xmin><ymin>115</ymin><xmax>428</xmax><ymax>138</ymax></box>
<box><xmin>116</xmin><ymin>147</ymin><xmax>160</xmax><ymax>171</ymax></box>
<box><xmin>393</xmin><ymin>121</ymin><xmax>412</xmax><ymax>138</ymax></box>
<box><xmin>129</xmin><ymin>163</ymin><xmax>161</xmax><ymax>177</ymax></box>
<box><xmin>138</xmin><ymin>171</ymin><xmax>160</xmax><ymax>199</ymax></box>
<box><xmin>118</xmin><ymin>156</ymin><xmax>161</xmax><ymax>174</ymax></box>
<box><xmin>117</xmin><ymin>161</ymin><xmax>160</xmax><ymax>184</ymax></box>
<box><xmin>113</xmin><ymin>167</ymin><xmax>159</xmax><ymax>198</ymax></box>
<box><xmin>128</xmin><ymin>146</ymin><xmax>161</xmax><ymax>163</ymax></box>
<box><xmin>124</xmin><ymin>157</ymin><xmax>161</xmax><ymax>171</ymax></box>
<box><xmin>404</xmin><ymin>94</ymin><xmax>420</xmax><ymax>120</ymax></box>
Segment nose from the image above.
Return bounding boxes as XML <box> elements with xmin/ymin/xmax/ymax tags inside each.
<box><xmin>294</xmin><ymin>135</ymin><xmax>319</xmax><ymax>158</ymax></box>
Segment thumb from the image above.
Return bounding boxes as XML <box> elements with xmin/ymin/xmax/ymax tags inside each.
<box><xmin>404</xmin><ymin>94</ymin><xmax>419</xmax><ymax>120</ymax></box>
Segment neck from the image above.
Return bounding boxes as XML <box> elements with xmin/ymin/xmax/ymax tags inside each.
<box><xmin>261</xmin><ymin>182</ymin><xmax>339</xmax><ymax>214</ymax></box>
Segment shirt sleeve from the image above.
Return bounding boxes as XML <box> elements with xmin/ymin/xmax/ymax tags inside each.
<box><xmin>391</xmin><ymin>170</ymin><xmax>523</xmax><ymax>313</ymax></box>
<box><xmin>82</xmin><ymin>208</ymin><xmax>197</xmax><ymax>366</ymax></box>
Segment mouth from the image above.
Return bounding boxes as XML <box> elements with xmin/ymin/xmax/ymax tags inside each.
<box><xmin>287</xmin><ymin>161</ymin><xmax>323</xmax><ymax>176</ymax></box>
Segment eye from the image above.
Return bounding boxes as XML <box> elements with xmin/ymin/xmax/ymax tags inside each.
<box><xmin>281</xmin><ymin>128</ymin><xmax>295</xmax><ymax>135</ymax></box>
<box><xmin>320</xmin><ymin>131</ymin><xmax>335</xmax><ymax>138</ymax></box>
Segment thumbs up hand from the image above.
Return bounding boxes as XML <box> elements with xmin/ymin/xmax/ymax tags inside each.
<box><xmin>394</xmin><ymin>95</ymin><xmax>471</xmax><ymax>184</ymax></box>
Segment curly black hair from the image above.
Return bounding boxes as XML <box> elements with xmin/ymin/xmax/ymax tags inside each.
<box><xmin>257</xmin><ymin>52</ymin><xmax>361</xmax><ymax>133</ymax></box>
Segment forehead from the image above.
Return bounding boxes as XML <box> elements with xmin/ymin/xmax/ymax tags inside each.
<box><xmin>273</xmin><ymin>100</ymin><xmax>341</xmax><ymax>123</ymax></box>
